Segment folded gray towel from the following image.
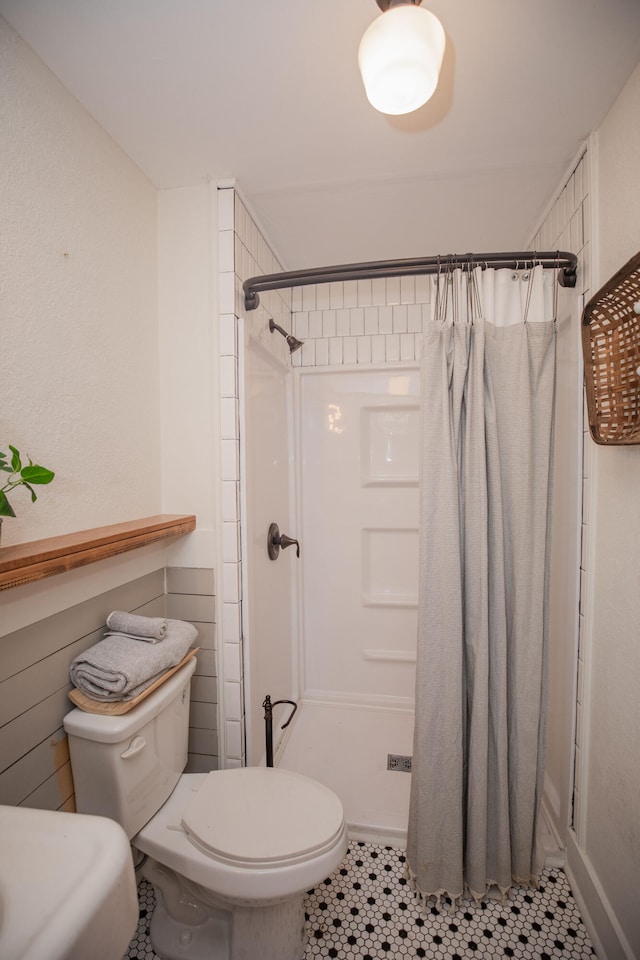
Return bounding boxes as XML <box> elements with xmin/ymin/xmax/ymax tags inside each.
<box><xmin>103</xmin><ymin>631</ymin><xmax>164</xmax><ymax>645</ymax></box>
<box><xmin>70</xmin><ymin>619</ymin><xmax>198</xmax><ymax>701</ymax></box>
<box><xmin>106</xmin><ymin>610</ymin><xmax>168</xmax><ymax>641</ymax></box>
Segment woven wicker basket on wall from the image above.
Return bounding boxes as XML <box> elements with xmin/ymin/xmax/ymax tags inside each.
<box><xmin>582</xmin><ymin>251</ymin><xmax>640</xmax><ymax>445</ymax></box>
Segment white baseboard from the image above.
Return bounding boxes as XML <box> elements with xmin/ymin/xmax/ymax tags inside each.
<box><xmin>348</xmin><ymin>821</ymin><xmax>407</xmax><ymax>848</ymax></box>
<box><xmin>566</xmin><ymin>830</ymin><xmax>637</xmax><ymax>960</ymax></box>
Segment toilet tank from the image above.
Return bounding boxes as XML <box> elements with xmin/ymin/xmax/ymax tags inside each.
<box><xmin>63</xmin><ymin>658</ymin><xmax>197</xmax><ymax>839</ymax></box>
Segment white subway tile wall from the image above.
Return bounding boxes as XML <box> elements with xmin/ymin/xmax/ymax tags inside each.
<box><xmin>217</xmin><ymin>185</ymin><xmax>290</xmax><ymax>764</ymax></box>
<box><xmin>290</xmin><ymin>281</ymin><xmax>431</xmax><ymax>369</ymax></box>
<box><xmin>530</xmin><ymin>148</ymin><xmax>591</xmax><ymax>837</ymax></box>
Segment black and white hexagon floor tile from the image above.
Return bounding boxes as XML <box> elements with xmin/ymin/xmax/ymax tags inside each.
<box><xmin>124</xmin><ymin>842</ymin><xmax>596</xmax><ymax>959</ymax></box>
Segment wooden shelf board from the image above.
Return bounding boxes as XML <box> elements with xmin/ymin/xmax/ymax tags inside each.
<box><xmin>0</xmin><ymin>514</ymin><xmax>196</xmax><ymax>591</ymax></box>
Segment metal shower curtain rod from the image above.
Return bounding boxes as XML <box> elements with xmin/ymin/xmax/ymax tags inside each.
<box><xmin>243</xmin><ymin>250</ymin><xmax>577</xmax><ymax>311</ymax></box>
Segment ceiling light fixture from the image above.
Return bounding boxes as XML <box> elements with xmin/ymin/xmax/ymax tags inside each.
<box><xmin>358</xmin><ymin>0</ymin><xmax>446</xmax><ymax>116</ymax></box>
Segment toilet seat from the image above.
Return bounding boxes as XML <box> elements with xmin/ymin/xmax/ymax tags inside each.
<box><xmin>134</xmin><ymin>770</ymin><xmax>349</xmax><ymax>902</ymax></box>
<box><xmin>182</xmin><ymin>767</ymin><xmax>345</xmax><ymax>867</ymax></box>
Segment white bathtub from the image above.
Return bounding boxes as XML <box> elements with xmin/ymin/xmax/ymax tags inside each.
<box><xmin>277</xmin><ymin>697</ymin><xmax>414</xmax><ymax>847</ymax></box>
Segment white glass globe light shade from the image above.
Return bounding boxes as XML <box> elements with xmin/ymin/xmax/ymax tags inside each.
<box><xmin>358</xmin><ymin>4</ymin><xmax>446</xmax><ymax>115</ymax></box>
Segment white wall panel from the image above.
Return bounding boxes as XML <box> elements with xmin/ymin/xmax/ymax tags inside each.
<box><xmin>298</xmin><ymin>368</ymin><xmax>419</xmax><ymax>701</ymax></box>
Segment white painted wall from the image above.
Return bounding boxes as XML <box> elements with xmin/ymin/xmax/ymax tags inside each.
<box><xmin>576</xmin><ymin>62</ymin><xmax>640</xmax><ymax>959</ymax></box>
<box><xmin>157</xmin><ymin>184</ymin><xmax>218</xmax><ymax>571</ymax></box>
<box><xmin>0</xmin><ymin>16</ymin><xmax>163</xmax><ymax>635</ymax></box>
<box><xmin>0</xmin><ymin>17</ymin><xmax>159</xmax><ymax>548</ymax></box>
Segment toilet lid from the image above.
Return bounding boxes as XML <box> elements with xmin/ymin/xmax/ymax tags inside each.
<box><xmin>181</xmin><ymin>767</ymin><xmax>345</xmax><ymax>866</ymax></box>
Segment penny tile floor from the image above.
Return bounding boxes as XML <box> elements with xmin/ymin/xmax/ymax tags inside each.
<box><xmin>124</xmin><ymin>841</ymin><xmax>595</xmax><ymax>959</ymax></box>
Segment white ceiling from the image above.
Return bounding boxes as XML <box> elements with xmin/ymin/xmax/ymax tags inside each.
<box><xmin>2</xmin><ymin>0</ymin><xmax>640</xmax><ymax>270</ymax></box>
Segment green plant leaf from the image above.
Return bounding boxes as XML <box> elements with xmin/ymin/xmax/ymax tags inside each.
<box><xmin>0</xmin><ymin>464</ymin><xmax>13</xmax><ymax>473</ymax></box>
<box><xmin>21</xmin><ymin>465</ymin><xmax>55</xmax><ymax>485</ymax></box>
<box><xmin>22</xmin><ymin>481</ymin><xmax>38</xmax><ymax>503</ymax></box>
<box><xmin>8</xmin><ymin>445</ymin><xmax>22</xmax><ymax>472</ymax></box>
<box><xmin>0</xmin><ymin>491</ymin><xmax>16</xmax><ymax>517</ymax></box>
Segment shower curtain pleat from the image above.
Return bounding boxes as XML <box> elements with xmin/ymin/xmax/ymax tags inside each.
<box><xmin>407</xmin><ymin>266</ymin><xmax>556</xmax><ymax>905</ymax></box>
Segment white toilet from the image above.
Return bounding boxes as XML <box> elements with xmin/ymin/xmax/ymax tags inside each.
<box><xmin>63</xmin><ymin>658</ymin><xmax>348</xmax><ymax>960</ymax></box>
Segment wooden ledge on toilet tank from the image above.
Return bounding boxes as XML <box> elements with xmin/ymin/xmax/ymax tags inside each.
<box><xmin>0</xmin><ymin>514</ymin><xmax>196</xmax><ymax>591</ymax></box>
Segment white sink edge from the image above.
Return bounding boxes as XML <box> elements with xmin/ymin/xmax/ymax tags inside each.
<box><xmin>0</xmin><ymin>805</ymin><xmax>138</xmax><ymax>960</ymax></box>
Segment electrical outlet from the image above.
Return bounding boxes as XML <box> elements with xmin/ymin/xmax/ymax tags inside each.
<box><xmin>387</xmin><ymin>754</ymin><xmax>412</xmax><ymax>772</ymax></box>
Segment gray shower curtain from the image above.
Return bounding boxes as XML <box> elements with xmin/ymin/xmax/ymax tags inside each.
<box><xmin>407</xmin><ymin>266</ymin><xmax>556</xmax><ymax>904</ymax></box>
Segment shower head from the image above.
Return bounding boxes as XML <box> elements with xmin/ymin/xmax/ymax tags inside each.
<box><xmin>269</xmin><ymin>318</ymin><xmax>304</xmax><ymax>354</ymax></box>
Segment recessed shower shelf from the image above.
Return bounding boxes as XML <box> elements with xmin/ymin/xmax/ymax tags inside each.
<box><xmin>0</xmin><ymin>514</ymin><xmax>196</xmax><ymax>590</ymax></box>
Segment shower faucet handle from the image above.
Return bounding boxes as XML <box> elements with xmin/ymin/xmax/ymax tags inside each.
<box><xmin>267</xmin><ymin>522</ymin><xmax>300</xmax><ymax>560</ymax></box>
<box><xmin>279</xmin><ymin>533</ymin><xmax>300</xmax><ymax>557</ymax></box>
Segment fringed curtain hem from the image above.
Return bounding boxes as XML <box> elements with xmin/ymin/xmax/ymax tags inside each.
<box><xmin>406</xmin><ymin>862</ymin><xmax>542</xmax><ymax>915</ymax></box>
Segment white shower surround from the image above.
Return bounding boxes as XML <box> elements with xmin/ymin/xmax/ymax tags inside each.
<box><xmin>279</xmin><ymin>363</ymin><xmax>421</xmax><ymax>842</ymax></box>
<box><xmin>218</xmin><ymin>187</ymin><xmax>427</xmax><ymax>840</ymax></box>
<box><xmin>216</xmin><ymin>167</ymin><xmax>587</xmax><ymax>847</ymax></box>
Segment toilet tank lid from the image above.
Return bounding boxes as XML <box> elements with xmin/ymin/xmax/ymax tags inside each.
<box><xmin>63</xmin><ymin>658</ymin><xmax>196</xmax><ymax>743</ymax></box>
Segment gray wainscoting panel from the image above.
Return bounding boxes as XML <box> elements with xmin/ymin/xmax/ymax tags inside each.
<box><xmin>0</xmin><ymin>565</ymin><xmax>219</xmax><ymax>810</ymax></box>
<box><xmin>166</xmin><ymin>567</ymin><xmax>218</xmax><ymax>773</ymax></box>
<box><xmin>0</xmin><ymin>570</ymin><xmax>166</xmax><ymax>810</ymax></box>
<box><xmin>166</xmin><ymin>566</ymin><xmax>215</xmax><ymax>597</ymax></box>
